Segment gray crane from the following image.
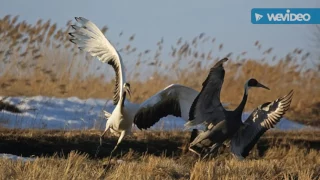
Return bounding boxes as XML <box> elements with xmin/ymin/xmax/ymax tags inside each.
<box><xmin>189</xmin><ymin>90</ymin><xmax>293</xmax><ymax>159</ymax></box>
<box><xmin>230</xmin><ymin>90</ymin><xmax>294</xmax><ymax>160</ymax></box>
<box><xmin>187</xmin><ymin>58</ymin><xmax>270</xmax><ymax>158</ymax></box>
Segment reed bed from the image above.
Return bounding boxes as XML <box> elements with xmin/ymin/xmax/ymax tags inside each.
<box><xmin>0</xmin><ymin>15</ymin><xmax>319</xmax><ymax>126</ymax></box>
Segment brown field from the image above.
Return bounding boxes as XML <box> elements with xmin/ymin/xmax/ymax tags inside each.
<box><xmin>0</xmin><ymin>129</ymin><xmax>320</xmax><ymax>179</ymax></box>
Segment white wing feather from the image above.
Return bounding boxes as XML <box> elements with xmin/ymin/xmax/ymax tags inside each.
<box><xmin>69</xmin><ymin>17</ymin><xmax>126</xmax><ymax>105</ymax></box>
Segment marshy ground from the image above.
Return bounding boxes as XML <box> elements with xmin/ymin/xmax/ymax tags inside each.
<box><xmin>0</xmin><ymin>129</ymin><xmax>320</xmax><ymax>179</ymax></box>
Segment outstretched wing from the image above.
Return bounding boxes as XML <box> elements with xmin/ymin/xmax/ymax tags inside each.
<box><xmin>231</xmin><ymin>90</ymin><xmax>294</xmax><ymax>159</ymax></box>
<box><xmin>133</xmin><ymin>84</ymin><xmax>199</xmax><ymax>130</ymax></box>
<box><xmin>185</xmin><ymin>58</ymin><xmax>228</xmax><ymax>128</ymax></box>
<box><xmin>69</xmin><ymin>17</ymin><xmax>126</xmax><ymax>105</ymax></box>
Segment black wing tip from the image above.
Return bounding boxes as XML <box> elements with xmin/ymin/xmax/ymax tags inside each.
<box><xmin>221</xmin><ymin>57</ymin><xmax>229</xmax><ymax>62</ymax></box>
<box><xmin>287</xmin><ymin>89</ymin><xmax>294</xmax><ymax>98</ymax></box>
<box><xmin>136</xmin><ymin>125</ymin><xmax>150</xmax><ymax>130</ymax></box>
<box><xmin>286</xmin><ymin>90</ymin><xmax>294</xmax><ymax>100</ymax></box>
<box><xmin>286</xmin><ymin>89</ymin><xmax>294</xmax><ymax>96</ymax></box>
<box><xmin>213</xmin><ymin>57</ymin><xmax>228</xmax><ymax>68</ymax></box>
<box><xmin>134</xmin><ymin>97</ymin><xmax>182</xmax><ymax>130</ymax></box>
<box><xmin>68</xmin><ymin>32</ymin><xmax>74</xmax><ymax>37</ymax></box>
<box><xmin>75</xmin><ymin>17</ymin><xmax>86</xmax><ymax>22</ymax></box>
<box><xmin>134</xmin><ymin>124</ymin><xmax>144</xmax><ymax>131</ymax></box>
<box><xmin>280</xmin><ymin>89</ymin><xmax>294</xmax><ymax>105</ymax></box>
<box><xmin>71</xmin><ymin>25</ymin><xmax>77</xmax><ymax>30</ymax></box>
<box><xmin>284</xmin><ymin>89</ymin><xmax>294</xmax><ymax>98</ymax></box>
<box><xmin>133</xmin><ymin>116</ymin><xmax>152</xmax><ymax>130</ymax></box>
<box><xmin>282</xmin><ymin>89</ymin><xmax>294</xmax><ymax>109</ymax></box>
<box><xmin>69</xmin><ymin>38</ymin><xmax>76</xmax><ymax>44</ymax></box>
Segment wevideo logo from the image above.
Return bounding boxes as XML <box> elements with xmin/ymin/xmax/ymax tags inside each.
<box><xmin>255</xmin><ymin>13</ymin><xmax>263</xmax><ymax>21</ymax></box>
<box><xmin>251</xmin><ymin>8</ymin><xmax>320</xmax><ymax>24</ymax></box>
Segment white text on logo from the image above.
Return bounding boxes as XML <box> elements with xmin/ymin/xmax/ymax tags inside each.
<box><xmin>267</xmin><ymin>9</ymin><xmax>311</xmax><ymax>22</ymax></box>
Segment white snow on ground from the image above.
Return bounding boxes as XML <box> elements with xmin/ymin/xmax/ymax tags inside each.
<box><xmin>0</xmin><ymin>96</ymin><xmax>318</xmax><ymax>162</ymax></box>
<box><xmin>0</xmin><ymin>153</ymin><xmax>36</xmax><ymax>162</ymax></box>
<box><xmin>0</xmin><ymin>96</ymin><xmax>317</xmax><ymax>131</ymax></box>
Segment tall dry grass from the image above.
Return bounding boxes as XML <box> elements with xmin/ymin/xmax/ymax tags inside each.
<box><xmin>1</xmin><ymin>149</ymin><xmax>318</xmax><ymax>180</ymax></box>
<box><xmin>0</xmin><ymin>15</ymin><xmax>319</xmax><ymax>126</ymax></box>
<box><xmin>0</xmin><ymin>129</ymin><xmax>319</xmax><ymax>180</ymax></box>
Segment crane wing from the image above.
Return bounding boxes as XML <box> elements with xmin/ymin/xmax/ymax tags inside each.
<box><xmin>69</xmin><ymin>17</ymin><xmax>126</xmax><ymax>105</ymax></box>
<box><xmin>189</xmin><ymin>121</ymin><xmax>224</xmax><ymax>147</ymax></box>
<box><xmin>185</xmin><ymin>58</ymin><xmax>228</xmax><ymax>128</ymax></box>
<box><xmin>188</xmin><ymin>121</ymin><xmax>227</xmax><ymax>157</ymax></box>
<box><xmin>133</xmin><ymin>84</ymin><xmax>199</xmax><ymax>130</ymax></box>
<box><xmin>230</xmin><ymin>90</ymin><xmax>294</xmax><ymax>159</ymax></box>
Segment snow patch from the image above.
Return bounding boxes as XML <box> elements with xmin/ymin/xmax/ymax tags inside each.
<box><xmin>0</xmin><ymin>96</ymin><xmax>316</xmax><ymax>131</ymax></box>
<box><xmin>0</xmin><ymin>153</ymin><xmax>36</xmax><ymax>162</ymax></box>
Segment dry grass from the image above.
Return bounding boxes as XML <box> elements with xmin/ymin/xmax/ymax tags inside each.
<box><xmin>0</xmin><ymin>129</ymin><xmax>320</xmax><ymax>180</ymax></box>
<box><xmin>0</xmin><ymin>15</ymin><xmax>319</xmax><ymax>126</ymax></box>
<box><xmin>1</xmin><ymin>150</ymin><xmax>318</xmax><ymax>180</ymax></box>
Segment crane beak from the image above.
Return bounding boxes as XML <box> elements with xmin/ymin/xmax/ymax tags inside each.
<box><xmin>256</xmin><ymin>82</ymin><xmax>270</xmax><ymax>90</ymax></box>
<box><xmin>125</xmin><ymin>86</ymin><xmax>131</xmax><ymax>98</ymax></box>
<box><xmin>127</xmin><ymin>88</ymin><xmax>131</xmax><ymax>98</ymax></box>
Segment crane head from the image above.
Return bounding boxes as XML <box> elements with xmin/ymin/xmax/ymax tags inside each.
<box><xmin>123</xmin><ymin>83</ymin><xmax>131</xmax><ymax>98</ymax></box>
<box><xmin>247</xmin><ymin>78</ymin><xmax>270</xmax><ymax>90</ymax></box>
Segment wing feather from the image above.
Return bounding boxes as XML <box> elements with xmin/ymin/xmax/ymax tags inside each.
<box><xmin>231</xmin><ymin>90</ymin><xmax>294</xmax><ymax>159</ymax></box>
<box><xmin>69</xmin><ymin>17</ymin><xmax>126</xmax><ymax>105</ymax></box>
<box><xmin>185</xmin><ymin>58</ymin><xmax>228</xmax><ymax>127</ymax></box>
<box><xmin>133</xmin><ymin>84</ymin><xmax>199</xmax><ymax>130</ymax></box>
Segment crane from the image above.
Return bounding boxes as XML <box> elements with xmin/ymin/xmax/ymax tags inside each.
<box><xmin>187</xmin><ymin>58</ymin><xmax>270</xmax><ymax>158</ymax></box>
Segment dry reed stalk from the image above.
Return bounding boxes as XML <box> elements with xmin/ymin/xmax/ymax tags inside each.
<box><xmin>0</xmin><ymin>14</ymin><xmax>319</xmax><ymax>126</ymax></box>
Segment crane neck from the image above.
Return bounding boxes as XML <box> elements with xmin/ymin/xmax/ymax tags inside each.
<box><xmin>120</xmin><ymin>91</ymin><xmax>127</xmax><ymax>108</ymax></box>
<box><xmin>244</xmin><ymin>81</ymin><xmax>250</xmax><ymax>95</ymax></box>
<box><xmin>235</xmin><ymin>84</ymin><xmax>249</xmax><ymax>115</ymax></box>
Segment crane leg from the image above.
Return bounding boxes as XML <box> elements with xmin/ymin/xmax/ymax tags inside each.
<box><xmin>105</xmin><ymin>131</ymin><xmax>126</xmax><ymax>168</ymax></box>
<box><xmin>100</xmin><ymin>124</ymin><xmax>110</xmax><ymax>146</ymax></box>
<box><xmin>188</xmin><ymin>146</ymin><xmax>201</xmax><ymax>158</ymax></box>
<box><xmin>202</xmin><ymin>143</ymin><xmax>222</xmax><ymax>160</ymax></box>
<box><xmin>95</xmin><ymin>124</ymin><xmax>110</xmax><ymax>158</ymax></box>
<box><xmin>110</xmin><ymin>130</ymin><xmax>126</xmax><ymax>155</ymax></box>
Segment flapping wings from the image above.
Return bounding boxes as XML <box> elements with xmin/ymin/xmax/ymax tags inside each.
<box><xmin>230</xmin><ymin>90</ymin><xmax>294</xmax><ymax>159</ymax></box>
<box><xmin>133</xmin><ymin>84</ymin><xmax>199</xmax><ymax>130</ymax></box>
<box><xmin>69</xmin><ymin>17</ymin><xmax>126</xmax><ymax>105</ymax></box>
<box><xmin>185</xmin><ymin>58</ymin><xmax>228</xmax><ymax>128</ymax></box>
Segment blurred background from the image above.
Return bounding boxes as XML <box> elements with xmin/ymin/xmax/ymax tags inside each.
<box><xmin>0</xmin><ymin>0</ymin><xmax>319</xmax><ymax>127</ymax></box>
